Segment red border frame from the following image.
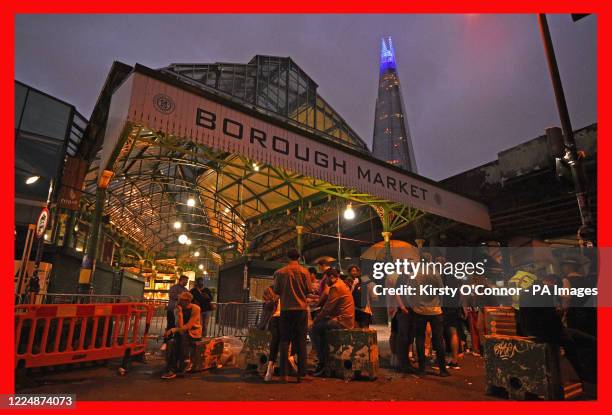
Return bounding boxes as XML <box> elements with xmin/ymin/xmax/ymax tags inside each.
<box><xmin>1</xmin><ymin>2</ymin><xmax>610</xmax><ymax>414</ymax></box>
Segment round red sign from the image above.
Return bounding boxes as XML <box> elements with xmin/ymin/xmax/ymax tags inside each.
<box><xmin>36</xmin><ymin>207</ymin><xmax>49</xmax><ymax>238</ymax></box>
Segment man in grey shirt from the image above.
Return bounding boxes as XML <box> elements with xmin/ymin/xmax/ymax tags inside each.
<box><xmin>167</xmin><ymin>275</ymin><xmax>189</xmax><ymax>330</ymax></box>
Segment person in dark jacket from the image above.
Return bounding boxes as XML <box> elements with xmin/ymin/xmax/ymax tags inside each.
<box><xmin>519</xmin><ymin>274</ymin><xmax>596</xmax><ymax>383</ymax></box>
<box><xmin>190</xmin><ymin>277</ymin><xmax>214</xmax><ymax>336</ymax></box>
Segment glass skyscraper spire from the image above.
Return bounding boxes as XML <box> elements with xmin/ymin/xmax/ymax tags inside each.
<box><xmin>372</xmin><ymin>37</ymin><xmax>417</xmax><ymax>172</ymax></box>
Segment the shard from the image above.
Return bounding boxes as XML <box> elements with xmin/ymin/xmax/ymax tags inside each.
<box><xmin>372</xmin><ymin>37</ymin><xmax>418</xmax><ymax>172</ymax></box>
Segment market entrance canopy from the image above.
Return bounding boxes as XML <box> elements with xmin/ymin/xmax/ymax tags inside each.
<box><xmin>100</xmin><ymin>65</ymin><xmax>490</xmax><ymax>232</ymax></box>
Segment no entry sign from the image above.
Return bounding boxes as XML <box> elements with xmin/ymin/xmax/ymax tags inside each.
<box><xmin>36</xmin><ymin>207</ymin><xmax>49</xmax><ymax>238</ymax></box>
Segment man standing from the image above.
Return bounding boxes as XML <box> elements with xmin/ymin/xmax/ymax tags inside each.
<box><xmin>348</xmin><ymin>265</ymin><xmax>377</xmax><ymax>329</ymax></box>
<box><xmin>410</xmin><ymin>262</ymin><xmax>450</xmax><ymax>377</ymax></box>
<box><xmin>439</xmin><ymin>255</ymin><xmax>463</xmax><ymax>370</ymax></box>
<box><xmin>272</xmin><ymin>249</ymin><xmax>313</xmax><ymax>382</ymax></box>
<box><xmin>394</xmin><ymin>270</ymin><xmax>416</xmax><ymax>373</ymax></box>
<box><xmin>162</xmin><ymin>291</ymin><xmax>202</xmax><ymax>379</ymax></box>
<box><xmin>311</xmin><ymin>268</ymin><xmax>355</xmax><ymax>376</ymax></box>
<box><xmin>561</xmin><ymin>258</ymin><xmax>596</xmax><ymax>336</ymax></box>
<box><xmin>190</xmin><ymin>277</ymin><xmax>214</xmax><ymax>336</ymax></box>
<box><xmin>167</xmin><ymin>275</ymin><xmax>189</xmax><ymax>330</ymax></box>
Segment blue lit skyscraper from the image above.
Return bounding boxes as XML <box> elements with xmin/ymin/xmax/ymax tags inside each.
<box><xmin>372</xmin><ymin>37</ymin><xmax>417</xmax><ymax>172</ymax></box>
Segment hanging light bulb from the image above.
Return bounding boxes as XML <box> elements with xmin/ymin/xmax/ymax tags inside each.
<box><xmin>198</xmin><ymin>264</ymin><xmax>204</xmax><ymax>270</ymax></box>
<box><xmin>25</xmin><ymin>175</ymin><xmax>40</xmax><ymax>185</ymax></box>
<box><xmin>187</xmin><ymin>197</ymin><xmax>196</xmax><ymax>207</ymax></box>
<box><xmin>194</xmin><ymin>251</ymin><xmax>200</xmax><ymax>257</ymax></box>
<box><xmin>253</xmin><ymin>163</ymin><xmax>260</xmax><ymax>172</ymax></box>
<box><xmin>173</xmin><ymin>221</ymin><xmax>181</xmax><ymax>229</ymax></box>
<box><xmin>178</xmin><ymin>234</ymin><xmax>188</xmax><ymax>244</ymax></box>
<box><xmin>185</xmin><ymin>239</ymin><xmax>192</xmax><ymax>245</ymax></box>
<box><xmin>343</xmin><ymin>202</ymin><xmax>355</xmax><ymax>220</ymax></box>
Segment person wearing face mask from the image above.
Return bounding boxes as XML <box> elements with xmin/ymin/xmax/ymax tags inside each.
<box><xmin>310</xmin><ymin>267</ymin><xmax>355</xmax><ymax>376</ymax></box>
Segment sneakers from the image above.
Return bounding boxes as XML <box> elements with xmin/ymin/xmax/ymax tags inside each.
<box><xmin>446</xmin><ymin>361</ymin><xmax>461</xmax><ymax>370</ymax></box>
<box><xmin>184</xmin><ymin>360</ymin><xmax>193</xmax><ymax>373</ymax></box>
<box><xmin>161</xmin><ymin>371</ymin><xmax>176</xmax><ymax>379</ymax></box>
<box><xmin>264</xmin><ymin>362</ymin><xmax>274</xmax><ymax>382</ymax></box>
<box><xmin>313</xmin><ymin>365</ymin><xmax>326</xmax><ymax>377</ymax></box>
<box><xmin>160</xmin><ymin>343</ymin><xmax>167</xmax><ymax>352</ymax></box>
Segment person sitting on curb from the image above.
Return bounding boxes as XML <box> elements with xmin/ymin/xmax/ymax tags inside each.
<box><xmin>162</xmin><ymin>291</ymin><xmax>202</xmax><ymax>379</ymax></box>
<box><xmin>310</xmin><ymin>268</ymin><xmax>355</xmax><ymax>376</ymax></box>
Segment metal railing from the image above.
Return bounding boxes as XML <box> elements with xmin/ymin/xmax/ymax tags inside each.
<box><xmin>15</xmin><ymin>293</ymin><xmax>139</xmax><ymax>305</ymax></box>
<box><xmin>145</xmin><ymin>301</ymin><xmax>263</xmax><ymax>340</ymax></box>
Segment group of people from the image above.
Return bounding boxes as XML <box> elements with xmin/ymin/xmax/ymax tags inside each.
<box><xmin>161</xmin><ymin>275</ymin><xmax>214</xmax><ymax>379</ymax></box>
<box><xmin>388</xmin><ymin>252</ymin><xmax>597</xmax><ymax>382</ymax></box>
<box><xmin>515</xmin><ymin>258</ymin><xmax>597</xmax><ymax>383</ymax></box>
<box><xmin>389</xmin><ymin>253</ymin><xmax>458</xmax><ymax>377</ymax></box>
<box><xmin>158</xmin><ymin>248</ymin><xmax>597</xmax><ymax>385</ymax></box>
<box><xmin>264</xmin><ymin>248</ymin><xmax>597</xmax><ymax>383</ymax></box>
<box><xmin>259</xmin><ymin>250</ymin><xmax>378</xmax><ymax>382</ymax></box>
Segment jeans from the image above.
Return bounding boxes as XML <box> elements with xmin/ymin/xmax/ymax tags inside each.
<box><xmin>310</xmin><ymin>319</ymin><xmax>344</xmax><ymax>367</ymax></box>
<box><xmin>396</xmin><ymin>311</ymin><xmax>415</xmax><ymax>370</ymax></box>
<box><xmin>466</xmin><ymin>310</ymin><xmax>481</xmax><ymax>353</ymax></box>
<box><xmin>201</xmin><ymin>311</ymin><xmax>212</xmax><ymax>337</ymax></box>
<box><xmin>279</xmin><ymin>310</ymin><xmax>308</xmax><ymax>377</ymax></box>
<box><xmin>268</xmin><ymin>316</ymin><xmax>281</xmax><ymax>363</ymax></box>
<box><xmin>165</xmin><ymin>331</ymin><xmax>197</xmax><ymax>373</ymax></box>
<box><xmin>355</xmin><ymin>309</ymin><xmax>372</xmax><ymax>328</ymax></box>
<box><xmin>414</xmin><ymin>313</ymin><xmax>446</xmax><ymax>372</ymax></box>
<box><xmin>166</xmin><ymin>308</ymin><xmax>176</xmax><ymax>331</ymax></box>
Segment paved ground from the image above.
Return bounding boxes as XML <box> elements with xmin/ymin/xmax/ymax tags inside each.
<box><xmin>15</xmin><ymin>325</ymin><xmax>595</xmax><ymax>401</ymax></box>
<box><xmin>17</xmin><ymin>355</ymin><xmax>497</xmax><ymax>401</ymax></box>
<box><xmin>17</xmin><ymin>326</ymin><xmax>499</xmax><ymax>401</ymax></box>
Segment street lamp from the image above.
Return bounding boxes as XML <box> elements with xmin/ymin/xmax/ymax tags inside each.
<box><xmin>194</xmin><ymin>251</ymin><xmax>200</xmax><ymax>257</ymax></box>
<box><xmin>187</xmin><ymin>197</ymin><xmax>196</xmax><ymax>207</ymax></box>
<box><xmin>343</xmin><ymin>202</ymin><xmax>355</xmax><ymax>220</ymax></box>
<box><xmin>173</xmin><ymin>220</ymin><xmax>181</xmax><ymax>229</ymax></box>
<box><xmin>178</xmin><ymin>234</ymin><xmax>188</xmax><ymax>244</ymax></box>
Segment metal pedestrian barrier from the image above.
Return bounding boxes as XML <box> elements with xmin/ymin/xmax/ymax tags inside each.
<box><xmin>15</xmin><ymin>302</ymin><xmax>154</xmax><ymax>372</ymax></box>
<box><xmin>208</xmin><ymin>302</ymin><xmax>263</xmax><ymax>338</ymax></box>
<box><xmin>144</xmin><ymin>301</ymin><xmax>264</xmax><ymax>341</ymax></box>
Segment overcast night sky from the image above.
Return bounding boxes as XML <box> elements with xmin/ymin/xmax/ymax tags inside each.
<box><xmin>15</xmin><ymin>14</ymin><xmax>597</xmax><ymax>181</ymax></box>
